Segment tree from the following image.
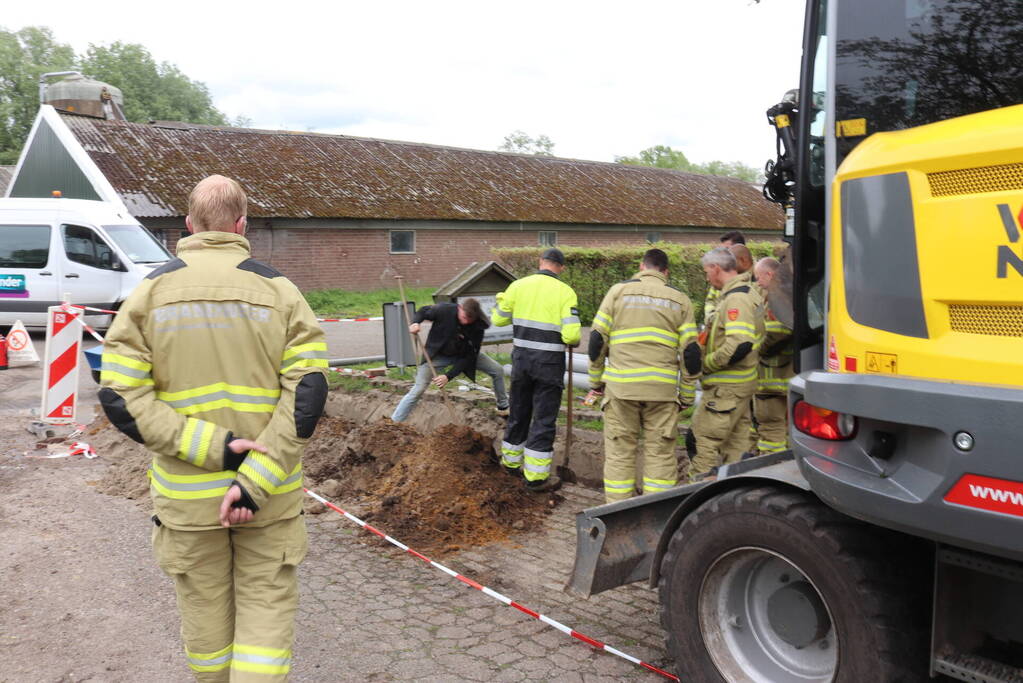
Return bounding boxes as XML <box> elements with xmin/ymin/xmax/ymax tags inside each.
<box><xmin>0</xmin><ymin>26</ymin><xmax>75</xmax><ymax>164</ymax></box>
<box><xmin>80</xmin><ymin>42</ymin><xmax>228</xmax><ymax>126</ymax></box>
<box><xmin>616</xmin><ymin>144</ymin><xmax>763</xmax><ymax>183</ymax></box>
<box><xmin>499</xmin><ymin>130</ymin><xmax>555</xmax><ymax>156</ymax></box>
<box><xmin>0</xmin><ymin>26</ymin><xmax>239</xmax><ymax>164</ymax></box>
<box><xmin>615</xmin><ymin>145</ymin><xmax>692</xmax><ymax>170</ymax></box>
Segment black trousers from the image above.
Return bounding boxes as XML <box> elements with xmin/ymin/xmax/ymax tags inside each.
<box><xmin>504</xmin><ymin>348</ymin><xmax>564</xmax><ymax>456</ymax></box>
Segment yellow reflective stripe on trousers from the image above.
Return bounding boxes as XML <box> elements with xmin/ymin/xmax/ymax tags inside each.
<box><xmin>703</xmin><ymin>367</ymin><xmax>757</xmax><ymax>384</ymax></box>
<box><xmin>186</xmin><ymin>644</ymin><xmax>232</xmax><ymax>672</ymax></box>
<box><xmin>758</xmin><ymin>439</ymin><xmax>788</xmax><ymax>453</ymax></box>
<box><xmin>604</xmin><ymin>478</ymin><xmax>635</xmax><ymax>493</ymax></box>
<box><xmin>523</xmin><ymin>447</ymin><xmax>552</xmax><ymax>481</ymax></box>
<box><xmin>100</xmin><ymin>353</ymin><xmax>154</xmax><ymax>387</ymax></box>
<box><xmin>178</xmin><ymin>418</ymin><xmax>216</xmax><ymax>467</ymax></box>
<box><xmin>157</xmin><ymin>382</ymin><xmax>281</xmax><ymax>415</ymax></box>
<box><xmin>149</xmin><ymin>460</ymin><xmax>235</xmax><ymax>500</ymax></box>
<box><xmin>609</xmin><ymin>326</ymin><xmax>680</xmax><ymax>347</ymax></box>
<box><xmin>238</xmin><ymin>453</ymin><xmax>303</xmax><ymax>495</ymax></box>
<box><xmin>604</xmin><ymin>366</ymin><xmax>678</xmax><ymax>384</ymax></box>
<box><xmin>281</xmin><ymin>341</ymin><xmax>329</xmax><ymax>373</ymax></box>
<box><xmin>643</xmin><ymin>476</ymin><xmax>677</xmax><ymax>491</ymax></box>
<box><xmin>232</xmin><ymin>644</ymin><xmax>291</xmax><ymax>675</ymax></box>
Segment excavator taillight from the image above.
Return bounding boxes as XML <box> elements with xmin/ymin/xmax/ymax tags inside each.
<box><xmin>793</xmin><ymin>401</ymin><xmax>856</xmax><ymax>441</ymax></box>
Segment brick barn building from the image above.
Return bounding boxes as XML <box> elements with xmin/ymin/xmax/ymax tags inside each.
<box><xmin>7</xmin><ymin>105</ymin><xmax>782</xmax><ymax>291</ymax></box>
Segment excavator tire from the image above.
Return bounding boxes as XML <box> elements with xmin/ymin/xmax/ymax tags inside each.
<box><xmin>658</xmin><ymin>484</ymin><xmax>930</xmax><ymax>682</ymax></box>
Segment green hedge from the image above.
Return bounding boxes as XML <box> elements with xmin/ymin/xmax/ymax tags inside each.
<box><xmin>492</xmin><ymin>241</ymin><xmax>783</xmax><ymax>325</ymax></box>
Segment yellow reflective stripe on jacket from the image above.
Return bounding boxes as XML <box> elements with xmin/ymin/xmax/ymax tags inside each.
<box><xmin>157</xmin><ymin>382</ymin><xmax>281</xmax><ymax>415</ymax></box>
<box><xmin>677</xmin><ymin>322</ymin><xmax>698</xmax><ymax>344</ymax></box>
<box><xmin>232</xmin><ymin>644</ymin><xmax>291</xmax><ymax>675</ymax></box>
<box><xmin>758</xmin><ymin>378</ymin><xmax>791</xmax><ymax>391</ymax></box>
<box><xmin>238</xmin><ymin>452</ymin><xmax>303</xmax><ymax>495</ymax></box>
<box><xmin>178</xmin><ymin>418</ymin><xmax>217</xmax><ymax>468</ymax></box>
<box><xmin>589</xmin><ymin>365</ymin><xmax>605</xmax><ymax>384</ymax></box>
<box><xmin>186</xmin><ymin>644</ymin><xmax>233</xmax><ymax>672</ymax></box>
<box><xmin>149</xmin><ymin>460</ymin><xmax>235</xmax><ymax>500</ymax></box>
<box><xmin>724</xmin><ymin>321</ymin><xmax>758</xmax><ymax>339</ymax></box>
<box><xmin>593</xmin><ymin>310</ymin><xmax>612</xmax><ymax>333</ymax></box>
<box><xmin>609</xmin><ymin>326</ymin><xmax>680</xmax><ymax>347</ymax></box>
<box><xmin>703</xmin><ymin>367</ymin><xmax>758</xmax><ymax>384</ymax></box>
<box><xmin>604</xmin><ymin>366</ymin><xmax>678</xmax><ymax>384</ymax></box>
<box><xmin>280</xmin><ymin>341</ymin><xmax>329</xmax><ymax>373</ymax></box>
<box><xmin>100</xmin><ymin>352</ymin><xmax>154</xmax><ymax>387</ymax></box>
<box><xmin>765</xmin><ymin>321</ymin><xmax>791</xmax><ymax>333</ymax></box>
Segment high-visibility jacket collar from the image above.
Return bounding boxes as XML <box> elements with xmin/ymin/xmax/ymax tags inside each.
<box><xmin>635</xmin><ymin>269</ymin><xmax>668</xmax><ymax>284</ymax></box>
<box><xmin>177</xmin><ymin>231</ymin><xmax>252</xmax><ymax>255</ymax></box>
<box><xmin>537</xmin><ymin>268</ymin><xmax>560</xmax><ymax>279</ymax></box>
<box><xmin>719</xmin><ymin>272</ymin><xmax>749</xmax><ymax>296</ymax></box>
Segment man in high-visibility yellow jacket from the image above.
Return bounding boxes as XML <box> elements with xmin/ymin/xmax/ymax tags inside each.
<box><xmin>753</xmin><ymin>257</ymin><xmax>794</xmax><ymax>454</ymax></box>
<box><xmin>493</xmin><ymin>248</ymin><xmax>580</xmax><ymax>493</ymax></box>
<box><xmin>99</xmin><ymin>175</ymin><xmax>328</xmax><ymax>682</ymax></box>
<box><xmin>689</xmin><ymin>246</ymin><xmax>764</xmax><ymax>481</ymax></box>
<box><xmin>588</xmin><ymin>249</ymin><xmax>700</xmax><ymax>503</ymax></box>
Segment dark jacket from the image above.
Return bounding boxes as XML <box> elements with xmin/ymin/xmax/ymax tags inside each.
<box><xmin>414</xmin><ymin>303</ymin><xmax>489</xmax><ymax>380</ymax></box>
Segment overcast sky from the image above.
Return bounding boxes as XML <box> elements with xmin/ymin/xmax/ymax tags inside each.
<box><xmin>8</xmin><ymin>0</ymin><xmax>806</xmax><ymax>169</ymax></box>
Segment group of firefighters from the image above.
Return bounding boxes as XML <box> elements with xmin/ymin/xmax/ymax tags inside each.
<box><xmin>489</xmin><ymin>232</ymin><xmax>793</xmax><ymax>503</ymax></box>
<box><xmin>97</xmin><ymin>172</ymin><xmax>792</xmax><ymax>679</ymax></box>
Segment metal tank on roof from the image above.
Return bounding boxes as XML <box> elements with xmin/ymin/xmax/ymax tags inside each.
<box><xmin>43</xmin><ymin>73</ymin><xmax>126</xmax><ymax>120</ymax></box>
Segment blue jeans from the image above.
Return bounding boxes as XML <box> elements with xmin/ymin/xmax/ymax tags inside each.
<box><xmin>390</xmin><ymin>352</ymin><xmax>508</xmax><ymax>422</ymax></box>
<box><xmin>476</xmin><ymin>352</ymin><xmax>509</xmax><ymax>409</ymax></box>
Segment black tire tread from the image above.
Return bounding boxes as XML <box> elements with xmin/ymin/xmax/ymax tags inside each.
<box><xmin>658</xmin><ymin>484</ymin><xmax>930</xmax><ymax>682</ymax></box>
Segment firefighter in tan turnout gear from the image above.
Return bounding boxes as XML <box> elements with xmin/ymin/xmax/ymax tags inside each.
<box><xmin>99</xmin><ymin>176</ymin><xmax>328</xmax><ymax>681</ymax></box>
<box><xmin>689</xmin><ymin>246</ymin><xmax>764</xmax><ymax>481</ymax></box>
<box><xmin>588</xmin><ymin>249</ymin><xmax>700</xmax><ymax>502</ymax></box>
<box><xmin>753</xmin><ymin>257</ymin><xmax>794</xmax><ymax>454</ymax></box>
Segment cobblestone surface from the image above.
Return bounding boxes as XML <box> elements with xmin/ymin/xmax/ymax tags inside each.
<box><xmin>294</xmin><ymin>483</ymin><xmax>671</xmax><ymax>681</ymax></box>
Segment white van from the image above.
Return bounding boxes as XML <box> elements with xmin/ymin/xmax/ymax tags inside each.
<box><xmin>0</xmin><ymin>198</ymin><xmax>171</xmax><ymax>328</ymax></box>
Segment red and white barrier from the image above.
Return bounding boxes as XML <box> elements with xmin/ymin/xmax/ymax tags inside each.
<box><xmin>40</xmin><ymin>306</ymin><xmax>84</xmax><ymax>424</ymax></box>
<box><xmin>304</xmin><ymin>488</ymin><xmax>679</xmax><ymax>681</ymax></box>
<box><xmin>61</xmin><ymin>303</ymin><xmax>105</xmax><ymax>343</ymax></box>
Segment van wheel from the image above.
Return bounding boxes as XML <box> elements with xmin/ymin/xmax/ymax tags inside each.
<box><xmin>658</xmin><ymin>485</ymin><xmax>929</xmax><ymax>682</ymax></box>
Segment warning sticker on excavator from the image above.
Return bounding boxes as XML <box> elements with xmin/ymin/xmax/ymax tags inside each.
<box><xmin>865</xmin><ymin>352</ymin><xmax>898</xmax><ymax>374</ymax></box>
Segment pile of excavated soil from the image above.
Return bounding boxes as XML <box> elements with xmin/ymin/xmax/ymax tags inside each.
<box><xmin>305</xmin><ymin>419</ymin><xmax>554</xmax><ymax>554</ymax></box>
<box><xmin>90</xmin><ymin>411</ymin><xmax>555</xmax><ymax>555</ymax></box>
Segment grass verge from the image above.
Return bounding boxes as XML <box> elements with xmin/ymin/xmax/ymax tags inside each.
<box><xmin>305</xmin><ymin>286</ymin><xmax>435</xmax><ymax>318</ymax></box>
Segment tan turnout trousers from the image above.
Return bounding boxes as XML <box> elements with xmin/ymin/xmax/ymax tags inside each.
<box><xmin>603</xmin><ymin>398</ymin><xmax>680</xmax><ymax>503</ymax></box>
<box><xmin>153</xmin><ymin>516</ymin><xmax>308</xmax><ymax>681</ymax></box>
<box><xmin>688</xmin><ymin>382</ymin><xmax>757</xmax><ymax>479</ymax></box>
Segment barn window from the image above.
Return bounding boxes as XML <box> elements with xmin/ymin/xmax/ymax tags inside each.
<box><xmin>390</xmin><ymin>230</ymin><xmax>416</xmax><ymax>254</ymax></box>
<box><xmin>539</xmin><ymin>231</ymin><xmax>558</xmax><ymax>247</ymax></box>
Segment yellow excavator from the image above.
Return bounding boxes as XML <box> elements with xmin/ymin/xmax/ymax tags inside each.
<box><xmin>569</xmin><ymin>1</ymin><xmax>1023</xmax><ymax>680</ymax></box>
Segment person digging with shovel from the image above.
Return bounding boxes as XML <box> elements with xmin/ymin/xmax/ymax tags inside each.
<box><xmin>391</xmin><ymin>298</ymin><xmax>501</xmax><ymax>422</ymax></box>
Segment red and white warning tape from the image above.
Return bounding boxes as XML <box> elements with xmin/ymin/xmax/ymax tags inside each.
<box><xmin>304</xmin><ymin>488</ymin><xmax>679</xmax><ymax>681</ymax></box>
<box><xmin>67</xmin><ymin>304</ymin><xmax>119</xmax><ymax>315</ymax></box>
<box><xmin>26</xmin><ymin>440</ymin><xmax>97</xmax><ymax>459</ymax></box>
<box><xmin>61</xmin><ymin>304</ymin><xmax>105</xmax><ymax>343</ymax></box>
<box><xmin>317</xmin><ymin>316</ymin><xmax>383</xmax><ymax>323</ymax></box>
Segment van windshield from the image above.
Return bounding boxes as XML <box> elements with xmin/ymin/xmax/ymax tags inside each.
<box><xmin>103</xmin><ymin>225</ymin><xmax>170</xmax><ymax>264</ymax></box>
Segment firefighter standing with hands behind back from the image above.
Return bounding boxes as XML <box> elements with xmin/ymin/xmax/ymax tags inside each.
<box><xmin>99</xmin><ymin>175</ymin><xmax>328</xmax><ymax>681</ymax></box>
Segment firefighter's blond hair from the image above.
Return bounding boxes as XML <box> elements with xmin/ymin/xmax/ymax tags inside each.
<box><xmin>188</xmin><ymin>175</ymin><xmax>247</xmax><ymax>232</ymax></box>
